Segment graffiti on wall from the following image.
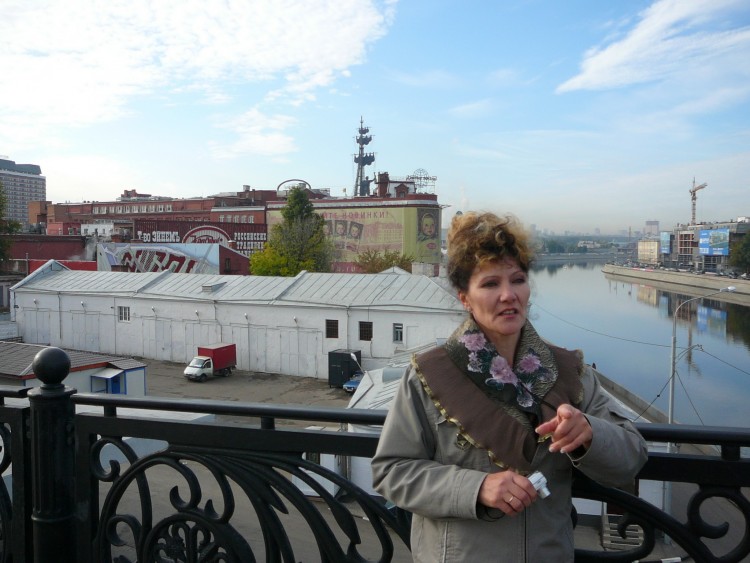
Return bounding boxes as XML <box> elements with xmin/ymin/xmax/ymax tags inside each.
<box><xmin>98</xmin><ymin>243</ymin><xmax>221</xmax><ymax>274</ymax></box>
<box><xmin>120</xmin><ymin>248</ymin><xmax>197</xmax><ymax>273</ymax></box>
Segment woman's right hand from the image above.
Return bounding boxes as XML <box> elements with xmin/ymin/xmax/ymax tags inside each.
<box><xmin>478</xmin><ymin>471</ymin><xmax>537</xmax><ymax>517</ymax></box>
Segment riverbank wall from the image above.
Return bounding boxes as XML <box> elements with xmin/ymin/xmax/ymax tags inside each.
<box><xmin>602</xmin><ymin>264</ymin><xmax>750</xmax><ymax>304</ymax></box>
<box><xmin>535</xmin><ymin>252</ymin><xmax>615</xmax><ymax>264</ymax></box>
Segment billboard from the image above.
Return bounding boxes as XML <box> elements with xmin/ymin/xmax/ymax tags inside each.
<box><xmin>268</xmin><ymin>205</ymin><xmax>441</xmax><ymax>272</ymax></box>
<box><xmin>698</xmin><ymin>228</ymin><xmax>729</xmax><ymax>256</ymax></box>
<box><xmin>132</xmin><ymin>220</ymin><xmax>267</xmax><ymax>255</ymax></box>
<box><xmin>659</xmin><ymin>232</ymin><xmax>671</xmax><ymax>255</ymax></box>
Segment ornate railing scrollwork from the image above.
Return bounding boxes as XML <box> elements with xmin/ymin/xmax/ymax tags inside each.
<box><xmin>90</xmin><ymin>440</ymin><xmax>409</xmax><ymax>563</ymax></box>
<box><xmin>572</xmin><ymin>472</ymin><xmax>750</xmax><ymax>563</ymax></box>
<box><xmin>3</xmin><ymin>356</ymin><xmax>750</xmax><ymax>563</ymax></box>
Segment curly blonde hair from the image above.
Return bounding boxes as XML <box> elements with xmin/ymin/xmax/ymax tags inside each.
<box><xmin>447</xmin><ymin>212</ymin><xmax>534</xmax><ymax>292</ymax></box>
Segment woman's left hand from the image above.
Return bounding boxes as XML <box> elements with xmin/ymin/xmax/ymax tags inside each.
<box><xmin>535</xmin><ymin>404</ymin><xmax>592</xmax><ymax>454</ymax></box>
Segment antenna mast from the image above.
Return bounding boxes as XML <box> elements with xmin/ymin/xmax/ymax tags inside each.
<box><xmin>353</xmin><ymin>117</ymin><xmax>375</xmax><ymax>196</ymax></box>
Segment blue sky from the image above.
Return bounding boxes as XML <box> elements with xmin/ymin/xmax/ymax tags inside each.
<box><xmin>1</xmin><ymin>0</ymin><xmax>748</xmax><ymax>234</ymax></box>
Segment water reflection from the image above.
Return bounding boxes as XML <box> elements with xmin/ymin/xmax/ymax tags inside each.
<box><xmin>530</xmin><ymin>261</ymin><xmax>750</xmax><ymax>428</ymax></box>
<box><xmin>605</xmin><ymin>274</ymin><xmax>750</xmax><ymax>351</ymax></box>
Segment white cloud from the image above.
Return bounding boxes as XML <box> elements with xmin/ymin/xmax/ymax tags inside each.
<box><xmin>43</xmin><ymin>154</ymin><xmax>137</xmax><ymax>203</ymax></box>
<box><xmin>0</xmin><ymin>0</ymin><xmax>396</xmax><ymax>150</ymax></box>
<box><xmin>558</xmin><ymin>0</ymin><xmax>750</xmax><ymax>92</ymax></box>
<box><xmin>209</xmin><ymin>108</ymin><xmax>297</xmax><ymax>159</ymax></box>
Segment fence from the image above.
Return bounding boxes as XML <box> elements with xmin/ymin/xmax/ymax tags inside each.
<box><xmin>1</xmin><ymin>347</ymin><xmax>749</xmax><ymax>562</ymax></box>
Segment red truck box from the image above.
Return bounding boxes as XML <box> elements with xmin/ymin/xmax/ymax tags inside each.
<box><xmin>196</xmin><ymin>343</ymin><xmax>237</xmax><ymax>373</ymax></box>
<box><xmin>185</xmin><ymin>343</ymin><xmax>237</xmax><ymax>382</ymax></box>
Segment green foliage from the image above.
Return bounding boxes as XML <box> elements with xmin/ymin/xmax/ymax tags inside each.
<box><xmin>543</xmin><ymin>239</ymin><xmax>566</xmax><ymax>253</ymax></box>
<box><xmin>250</xmin><ymin>187</ymin><xmax>333</xmax><ymax>276</ymax></box>
<box><xmin>281</xmin><ymin>185</ymin><xmax>315</xmax><ymax>222</ymax></box>
<box><xmin>729</xmin><ymin>234</ymin><xmax>750</xmax><ymax>273</ymax></box>
<box><xmin>249</xmin><ymin>245</ymin><xmax>294</xmax><ymax>276</ymax></box>
<box><xmin>354</xmin><ymin>249</ymin><xmax>415</xmax><ymax>273</ymax></box>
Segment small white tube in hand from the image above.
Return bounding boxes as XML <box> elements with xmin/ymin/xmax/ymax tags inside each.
<box><xmin>482</xmin><ymin>470</ymin><xmax>551</xmax><ymax>520</ymax></box>
<box><xmin>528</xmin><ymin>471</ymin><xmax>551</xmax><ymax>498</ymax></box>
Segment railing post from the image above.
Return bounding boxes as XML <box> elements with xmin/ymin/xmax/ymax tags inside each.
<box><xmin>28</xmin><ymin>347</ymin><xmax>76</xmax><ymax>563</ymax></box>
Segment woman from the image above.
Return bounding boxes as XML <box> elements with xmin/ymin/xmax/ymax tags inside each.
<box><xmin>371</xmin><ymin>212</ymin><xmax>647</xmax><ymax>562</ymax></box>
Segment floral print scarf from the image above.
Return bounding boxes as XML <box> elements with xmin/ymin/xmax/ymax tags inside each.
<box><xmin>445</xmin><ymin>317</ymin><xmax>560</xmax><ymax>425</ymax></box>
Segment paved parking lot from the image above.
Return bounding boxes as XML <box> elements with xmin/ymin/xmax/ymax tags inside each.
<box><xmin>143</xmin><ymin>358</ymin><xmax>353</xmax><ymax>410</ymax></box>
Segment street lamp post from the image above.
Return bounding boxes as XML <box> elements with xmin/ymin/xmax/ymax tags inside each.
<box><xmin>663</xmin><ymin>285</ymin><xmax>736</xmax><ymax>523</ymax></box>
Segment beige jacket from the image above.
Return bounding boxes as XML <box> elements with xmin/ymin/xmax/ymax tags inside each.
<box><xmin>371</xmin><ymin>361</ymin><xmax>647</xmax><ymax>562</ymax></box>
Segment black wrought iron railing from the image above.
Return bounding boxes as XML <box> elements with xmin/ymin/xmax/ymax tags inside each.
<box><xmin>0</xmin><ymin>347</ymin><xmax>748</xmax><ymax>562</ymax></box>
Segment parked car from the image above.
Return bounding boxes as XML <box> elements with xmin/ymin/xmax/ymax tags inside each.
<box><xmin>342</xmin><ymin>371</ymin><xmax>364</xmax><ymax>394</ymax></box>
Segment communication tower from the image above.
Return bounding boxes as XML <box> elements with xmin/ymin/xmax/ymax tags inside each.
<box><xmin>353</xmin><ymin>117</ymin><xmax>375</xmax><ymax>196</ymax></box>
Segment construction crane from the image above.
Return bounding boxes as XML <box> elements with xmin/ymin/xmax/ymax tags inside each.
<box><xmin>689</xmin><ymin>178</ymin><xmax>707</xmax><ymax>225</ymax></box>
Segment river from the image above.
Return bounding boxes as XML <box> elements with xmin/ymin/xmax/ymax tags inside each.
<box><xmin>529</xmin><ymin>261</ymin><xmax>750</xmax><ymax>428</ymax></box>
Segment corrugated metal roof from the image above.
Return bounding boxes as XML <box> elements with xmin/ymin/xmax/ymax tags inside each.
<box><xmin>13</xmin><ymin>267</ymin><xmax>462</xmax><ymax>311</ymax></box>
<box><xmin>278</xmin><ymin>272</ymin><xmax>459</xmax><ymax>309</ymax></box>
<box><xmin>0</xmin><ymin>342</ymin><xmax>146</xmax><ymax>378</ymax></box>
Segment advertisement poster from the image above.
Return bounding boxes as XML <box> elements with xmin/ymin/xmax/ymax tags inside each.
<box><xmin>268</xmin><ymin>205</ymin><xmax>441</xmax><ymax>272</ymax></box>
<box><xmin>698</xmin><ymin>228</ymin><xmax>729</xmax><ymax>256</ymax></box>
<box><xmin>660</xmin><ymin>231</ymin><xmax>671</xmax><ymax>255</ymax></box>
<box><xmin>133</xmin><ymin>220</ymin><xmax>267</xmax><ymax>255</ymax></box>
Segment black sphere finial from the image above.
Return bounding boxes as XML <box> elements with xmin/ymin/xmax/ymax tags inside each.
<box><xmin>32</xmin><ymin>347</ymin><xmax>71</xmax><ymax>386</ymax></box>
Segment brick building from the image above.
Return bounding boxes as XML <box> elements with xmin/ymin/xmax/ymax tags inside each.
<box><xmin>41</xmin><ymin>186</ymin><xmax>277</xmax><ymax>230</ymax></box>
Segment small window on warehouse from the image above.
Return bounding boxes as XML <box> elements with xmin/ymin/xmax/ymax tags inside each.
<box><xmin>393</xmin><ymin>323</ymin><xmax>403</xmax><ymax>343</ymax></box>
<box><xmin>359</xmin><ymin>321</ymin><xmax>373</xmax><ymax>341</ymax></box>
<box><xmin>118</xmin><ymin>306</ymin><xmax>131</xmax><ymax>322</ymax></box>
<box><xmin>325</xmin><ymin>319</ymin><xmax>338</xmax><ymax>339</ymax></box>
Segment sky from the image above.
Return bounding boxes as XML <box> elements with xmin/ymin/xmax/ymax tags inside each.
<box><xmin>1</xmin><ymin>0</ymin><xmax>749</xmax><ymax>235</ymax></box>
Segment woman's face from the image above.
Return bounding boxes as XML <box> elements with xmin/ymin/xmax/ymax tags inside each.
<box><xmin>458</xmin><ymin>257</ymin><xmax>530</xmax><ymax>347</ymax></box>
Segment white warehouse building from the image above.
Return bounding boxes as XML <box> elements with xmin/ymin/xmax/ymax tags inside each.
<box><xmin>10</xmin><ymin>261</ymin><xmax>464</xmax><ymax>379</ymax></box>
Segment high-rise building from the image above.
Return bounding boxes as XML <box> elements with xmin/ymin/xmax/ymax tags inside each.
<box><xmin>644</xmin><ymin>220</ymin><xmax>660</xmax><ymax>237</ymax></box>
<box><xmin>0</xmin><ymin>158</ymin><xmax>46</xmax><ymax>228</ymax></box>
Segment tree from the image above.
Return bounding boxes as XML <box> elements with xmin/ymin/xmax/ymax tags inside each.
<box><xmin>250</xmin><ymin>187</ymin><xmax>333</xmax><ymax>276</ymax></box>
<box><xmin>729</xmin><ymin>234</ymin><xmax>750</xmax><ymax>273</ymax></box>
<box><xmin>281</xmin><ymin>184</ymin><xmax>316</xmax><ymax>222</ymax></box>
<box><xmin>543</xmin><ymin>239</ymin><xmax>566</xmax><ymax>253</ymax></box>
<box><xmin>354</xmin><ymin>249</ymin><xmax>415</xmax><ymax>273</ymax></box>
<box><xmin>0</xmin><ymin>181</ymin><xmax>21</xmax><ymax>266</ymax></box>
